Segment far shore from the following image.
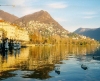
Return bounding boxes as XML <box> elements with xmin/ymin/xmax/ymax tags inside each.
<box><xmin>21</xmin><ymin>43</ymin><xmax>100</xmax><ymax>47</ymax></box>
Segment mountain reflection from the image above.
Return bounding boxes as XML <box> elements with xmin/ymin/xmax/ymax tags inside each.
<box><xmin>22</xmin><ymin>64</ymin><xmax>53</xmax><ymax>80</ymax></box>
<box><xmin>0</xmin><ymin>44</ymin><xmax>99</xmax><ymax>80</ymax></box>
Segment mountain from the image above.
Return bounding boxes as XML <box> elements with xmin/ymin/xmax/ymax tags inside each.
<box><xmin>13</xmin><ymin>10</ymin><xmax>67</xmax><ymax>31</ymax></box>
<box><xmin>0</xmin><ymin>10</ymin><xmax>98</xmax><ymax>44</ymax></box>
<box><xmin>74</xmin><ymin>27</ymin><xmax>100</xmax><ymax>40</ymax></box>
<box><xmin>0</xmin><ymin>10</ymin><xmax>18</xmax><ymax>22</ymax></box>
<box><xmin>74</xmin><ymin>28</ymin><xmax>92</xmax><ymax>33</ymax></box>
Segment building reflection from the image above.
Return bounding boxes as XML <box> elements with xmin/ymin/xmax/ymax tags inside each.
<box><xmin>0</xmin><ymin>44</ymin><xmax>99</xmax><ymax>80</ymax></box>
<box><xmin>0</xmin><ymin>48</ymin><xmax>29</xmax><ymax>72</ymax></box>
<box><xmin>0</xmin><ymin>50</ymin><xmax>8</xmax><ymax>63</ymax></box>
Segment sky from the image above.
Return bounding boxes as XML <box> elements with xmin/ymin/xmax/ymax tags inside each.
<box><xmin>0</xmin><ymin>0</ymin><xmax>100</xmax><ymax>32</ymax></box>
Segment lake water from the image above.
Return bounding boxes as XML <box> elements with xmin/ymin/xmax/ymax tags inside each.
<box><xmin>0</xmin><ymin>45</ymin><xmax>100</xmax><ymax>81</ymax></box>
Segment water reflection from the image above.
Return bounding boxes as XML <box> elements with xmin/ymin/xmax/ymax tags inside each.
<box><xmin>0</xmin><ymin>44</ymin><xmax>100</xmax><ymax>81</ymax></box>
<box><xmin>55</xmin><ymin>65</ymin><xmax>60</xmax><ymax>75</ymax></box>
<box><xmin>22</xmin><ymin>64</ymin><xmax>53</xmax><ymax>80</ymax></box>
<box><xmin>0</xmin><ymin>70</ymin><xmax>17</xmax><ymax>80</ymax></box>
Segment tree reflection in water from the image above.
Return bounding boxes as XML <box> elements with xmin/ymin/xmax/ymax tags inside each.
<box><xmin>0</xmin><ymin>44</ymin><xmax>99</xmax><ymax>80</ymax></box>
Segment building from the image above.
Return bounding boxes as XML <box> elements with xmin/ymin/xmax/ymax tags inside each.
<box><xmin>0</xmin><ymin>20</ymin><xmax>29</xmax><ymax>42</ymax></box>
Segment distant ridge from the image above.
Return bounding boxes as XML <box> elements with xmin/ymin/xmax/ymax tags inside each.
<box><xmin>74</xmin><ymin>27</ymin><xmax>100</xmax><ymax>40</ymax></box>
<box><xmin>0</xmin><ymin>10</ymin><xmax>18</xmax><ymax>22</ymax></box>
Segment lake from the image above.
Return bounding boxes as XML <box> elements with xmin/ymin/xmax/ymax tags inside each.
<box><xmin>0</xmin><ymin>45</ymin><xmax>100</xmax><ymax>81</ymax></box>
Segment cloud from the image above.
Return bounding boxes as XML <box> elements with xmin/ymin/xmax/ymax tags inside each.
<box><xmin>21</xmin><ymin>8</ymin><xmax>42</xmax><ymax>17</ymax></box>
<box><xmin>83</xmin><ymin>11</ymin><xmax>97</xmax><ymax>15</ymax></box>
<box><xmin>11</xmin><ymin>6</ymin><xmax>42</xmax><ymax>17</ymax></box>
<box><xmin>83</xmin><ymin>16</ymin><xmax>95</xmax><ymax>19</ymax></box>
<box><xmin>0</xmin><ymin>0</ymin><xmax>42</xmax><ymax>17</ymax></box>
<box><xmin>5</xmin><ymin>0</ymin><xmax>26</xmax><ymax>5</ymax></box>
<box><xmin>48</xmin><ymin>2</ymin><xmax>68</xmax><ymax>9</ymax></box>
<box><xmin>82</xmin><ymin>11</ymin><xmax>97</xmax><ymax>19</ymax></box>
<box><xmin>4</xmin><ymin>0</ymin><xmax>37</xmax><ymax>6</ymax></box>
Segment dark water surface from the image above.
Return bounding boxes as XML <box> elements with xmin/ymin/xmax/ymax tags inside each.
<box><xmin>0</xmin><ymin>45</ymin><xmax>100</xmax><ymax>81</ymax></box>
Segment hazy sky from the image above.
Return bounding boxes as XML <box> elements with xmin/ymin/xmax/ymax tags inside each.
<box><xmin>0</xmin><ymin>0</ymin><xmax>100</xmax><ymax>32</ymax></box>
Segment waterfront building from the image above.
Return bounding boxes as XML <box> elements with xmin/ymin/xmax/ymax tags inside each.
<box><xmin>0</xmin><ymin>20</ymin><xmax>29</xmax><ymax>42</ymax></box>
